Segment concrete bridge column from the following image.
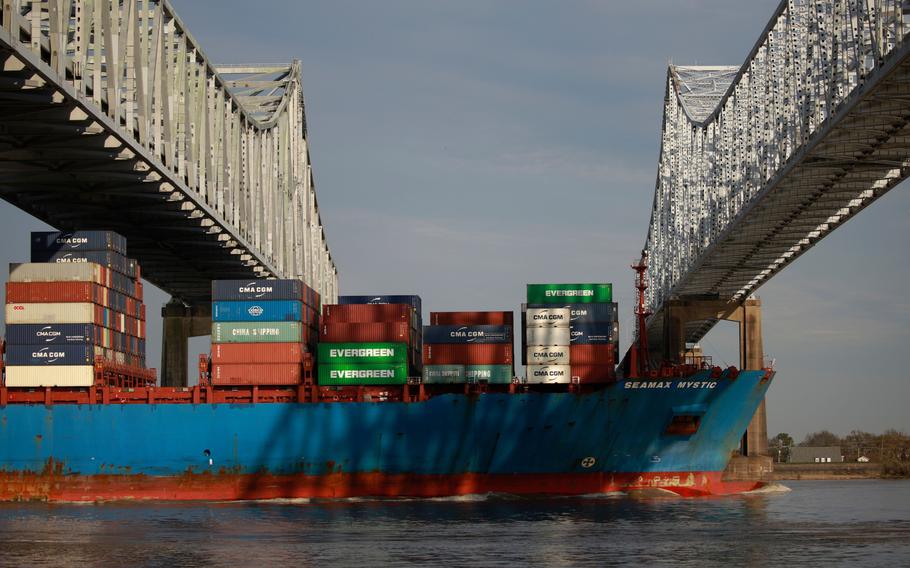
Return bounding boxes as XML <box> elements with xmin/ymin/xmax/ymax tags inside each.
<box><xmin>160</xmin><ymin>300</ymin><xmax>212</xmax><ymax>387</ymax></box>
<box><xmin>664</xmin><ymin>298</ymin><xmax>768</xmax><ymax>457</ymax></box>
<box><xmin>739</xmin><ymin>299</ymin><xmax>767</xmax><ymax>457</ymax></box>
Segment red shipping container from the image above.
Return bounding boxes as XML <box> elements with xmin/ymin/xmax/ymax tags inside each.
<box><xmin>211</xmin><ymin>363</ymin><xmax>302</xmax><ymax>385</ymax></box>
<box><xmin>569</xmin><ymin>344</ymin><xmax>616</xmax><ymax>365</ymax></box>
<box><xmin>6</xmin><ymin>281</ymin><xmax>106</xmax><ymax>304</ymax></box>
<box><xmin>211</xmin><ymin>342</ymin><xmax>306</xmax><ymax>364</ymax></box>
<box><xmin>322</xmin><ymin>303</ymin><xmax>413</xmax><ymax>324</ymax></box>
<box><xmin>320</xmin><ymin>322</ymin><xmax>410</xmax><ymax>343</ymax></box>
<box><xmin>422</xmin><ymin>343</ymin><xmax>513</xmax><ymax>365</ymax></box>
<box><xmin>570</xmin><ymin>364</ymin><xmax>616</xmax><ymax>384</ymax></box>
<box><xmin>430</xmin><ymin>311</ymin><xmax>513</xmax><ymax>326</ymax></box>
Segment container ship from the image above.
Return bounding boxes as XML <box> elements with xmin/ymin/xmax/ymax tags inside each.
<box><xmin>0</xmin><ymin>231</ymin><xmax>774</xmax><ymax>501</ymax></box>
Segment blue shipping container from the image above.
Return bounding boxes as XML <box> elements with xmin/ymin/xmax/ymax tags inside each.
<box><xmin>526</xmin><ymin>303</ymin><xmax>617</xmax><ymax>323</ymax></box>
<box><xmin>30</xmin><ymin>230</ymin><xmax>127</xmax><ymax>256</ymax></box>
<box><xmin>6</xmin><ymin>344</ymin><xmax>95</xmax><ymax>365</ymax></box>
<box><xmin>422</xmin><ymin>325</ymin><xmax>512</xmax><ymax>344</ymax></box>
<box><xmin>212</xmin><ymin>300</ymin><xmax>303</xmax><ymax>322</ymax></box>
<box><xmin>212</xmin><ymin>279</ymin><xmax>308</xmax><ymax>303</ymax></box>
<box><xmin>569</xmin><ymin>322</ymin><xmax>619</xmax><ymax>344</ymax></box>
<box><xmin>4</xmin><ymin>323</ymin><xmax>99</xmax><ymax>346</ymax></box>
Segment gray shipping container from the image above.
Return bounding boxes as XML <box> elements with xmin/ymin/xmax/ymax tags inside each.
<box><xmin>525</xmin><ymin>308</ymin><xmax>571</xmax><ymax>327</ymax></box>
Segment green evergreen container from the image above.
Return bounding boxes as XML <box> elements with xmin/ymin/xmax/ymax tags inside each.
<box><xmin>465</xmin><ymin>365</ymin><xmax>513</xmax><ymax>384</ymax></box>
<box><xmin>211</xmin><ymin>321</ymin><xmax>301</xmax><ymax>343</ymax></box>
<box><xmin>422</xmin><ymin>365</ymin><xmax>466</xmax><ymax>384</ymax></box>
<box><xmin>317</xmin><ymin>342</ymin><xmax>408</xmax><ymax>365</ymax></box>
<box><xmin>318</xmin><ymin>363</ymin><xmax>409</xmax><ymax>385</ymax></box>
<box><xmin>526</xmin><ymin>283</ymin><xmax>612</xmax><ymax>304</ymax></box>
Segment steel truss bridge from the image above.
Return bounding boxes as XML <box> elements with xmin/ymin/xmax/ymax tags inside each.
<box><xmin>643</xmin><ymin>0</ymin><xmax>910</xmax><ymax>353</ymax></box>
<box><xmin>0</xmin><ymin>0</ymin><xmax>337</xmax><ymax>305</ymax></box>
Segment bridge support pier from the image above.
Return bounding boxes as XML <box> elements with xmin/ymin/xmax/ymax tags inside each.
<box><xmin>664</xmin><ymin>298</ymin><xmax>767</xmax><ymax>457</ymax></box>
<box><xmin>161</xmin><ymin>300</ymin><xmax>212</xmax><ymax>387</ymax></box>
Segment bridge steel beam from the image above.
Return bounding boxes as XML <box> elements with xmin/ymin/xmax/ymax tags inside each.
<box><xmin>0</xmin><ymin>1</ymin><xmax>338</xmax><ymax>310</ymax></box>
<box><xmin>643</xmin><ymin>0</ymin><xmax>910</xmax><ymax>349</ymax></box>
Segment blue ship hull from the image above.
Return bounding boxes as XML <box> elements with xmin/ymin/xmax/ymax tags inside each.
<box><xmin>0</xmin><ymin>370</ymin><xmax>772</xmax><ymax>500</ymax></box>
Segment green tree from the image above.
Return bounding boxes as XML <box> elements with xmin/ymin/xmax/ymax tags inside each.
<box><xmin>769</xmin><ymin>432</ymin><xmax>794</xmax><ymax>462</ymax></box>
<box><xmin>800</xmin><ymin>430</ymin><xmax>842</xmax><ymax>447</ymax></box>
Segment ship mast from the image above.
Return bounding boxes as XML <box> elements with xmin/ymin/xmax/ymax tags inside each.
<box><xmin>630</xmin><ymin>251</ymin><xmax>651</xmax><ymax>378</ymax></box>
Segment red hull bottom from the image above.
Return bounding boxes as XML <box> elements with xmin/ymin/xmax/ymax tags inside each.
<box><xmin>0</xmin><ymin>470</ymin><xmax>765</xmax><ymax>502</ymax></box>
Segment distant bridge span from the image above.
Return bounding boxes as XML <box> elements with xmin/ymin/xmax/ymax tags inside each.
<box><xmin>0</xmin><ymin>0</ymin><xmax>337</xmax><ymax>305</ymax></box>
<box><xmin>643</xmin><ymin>0</ymin><xmax>910</xmax><ymax>356</ymax></box>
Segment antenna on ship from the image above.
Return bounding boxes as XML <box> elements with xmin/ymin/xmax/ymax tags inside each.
<box><xmin>629</xmin><ymin>250</ymin><xmax>651</xmax><ymax>378</ymax></box>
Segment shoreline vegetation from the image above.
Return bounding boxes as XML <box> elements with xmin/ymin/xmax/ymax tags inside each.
<box><xmin>768</xmin><ymin>429</ymin><xmax>910</xmax><ymax>479</ymax></box>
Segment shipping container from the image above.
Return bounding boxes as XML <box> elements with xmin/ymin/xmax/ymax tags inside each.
<box><xmin>525</xmin><ymin>308</ymin><xmax>571</xmax><ymax>327</ymax></box>
<box><xmin>422</xmin><ymin>343</ymin><xmax>512</xmax><ymax>365</ymax></box>
<box><xmin>30</xmin><ymin>230</ymin><xmax>127</xmax><ymax>256</ymax></box>
<box><xmin>464</xmin><ymin>365</ymin><xmax>513</xmax><ymax>384</ymax></box>
<box><xmin>322</xmin><ymin>303</ymin><xmax>415</xmax><ymax>326</ymax></box>
<box><xmin>6</xmin><ymin>302</ymin><xmax>96</xmax><ymax>325</ymax></box>
<box><xmin>525</xmin><ymin>326</ymin><xmax>571</xmax><ymax>346</ymax></box>
<box><xmin>4</xmin><ymin>323</ymin><xmax>101</xmax><ymax>346</ymax></box>
<box><xmin>569</xmin><ymin>344</ymin><xmax>616</xmax><ymax>365</ymax></box>
<box><xmin>570</xmin><ymin>364</ymin><xmax>616</xmax><ymax>383</ymax></box>
<box><xmin>211</xmin><ymin>363</ymin><xmax>302</xmax><ymax>385</ymax></box>
<box><xmin>7</xmin><ymin>281</ymin><xmax>100</xmax><ymax>304</ymax></box>
<box><xmin>4</xmin><ymin>365</ymin><xmax>95</xmax><ymax>387</ymax></box>
<box><xmin>211</xmin><ymin>342</ymin><xmax>306</xmax><ymax>364</ymax></box>
<box><xmin>338</xmin><ymin>295</ymin><xmax>422</xmax><ymax>316</ymax></box>
<box><xmin>317</xmin><ymin>342</ymin><xmax>409</xmax><ymax>365</ymax></box>
<box><xmin>526</xmin><ymin>302</ymin><xmax>617</xmax><ymax>323</ymax></box>
<box><xmin>30</xmin><ymin>250</ymin><xmax>137</xmax><ymax>279</ymax></box>
<box><xmin>212</xmin><ymin>300</ymin><xmax>303</xmax><ymax>322</ymax></box>
<box><xmin>6</xmin><ymin>344</ymin><xmax>100</xmax><ymax>365</ymax></box>
<box><xmin>526</xmin><ymin>283</ymin><xmax>612</xmax><ymax>304</ymax></box>
<box><xmin>319</xmin><ymin>322</ymin><xmax>410</xmax><ymax>344</ymax></box>
<box><xmin>318</xmin><ymin>363</ymin><xmax>409</xmax><ymax>386</ymax></box>
<box><xmin>526</xmin><ymin>345</ymin><xmax>571</xmax><ymax>365</ymax></box>
<box><xmin>525</xmin><ymin>365</ymin><xmax>572</xmax><ymax>384</ymax></box>
<box><xmin>212</xmin><ymin>279</ymin><xmax>319</xmax><ymax>307</ymax></box>
<box><xmin>429</xmin><ymin>311</ymin><xmax>512</xmax><ymax>326</ymax></box>
<box><xmin>422</xmin><ymin>365</ymin><xmax>466</xmax><ymax>384</ymax></box>
<box><xmin>422</xmin><ymin>325</ymin><xmax>512</xmax><ymax>344</ymax></box>
<box><xmin>569</xmin><ymin>322</ymin><xmax>619</xmax><ymax>344</ymax></box>
<box><xmin>10</xmin><ymin>262</ymin><xmax>105</xmax><ymax>285</ymax></box>
<box><xmin>211</xmin><ymin>321</ymin><xmax>303</xmax><ymax>343</ymax></box>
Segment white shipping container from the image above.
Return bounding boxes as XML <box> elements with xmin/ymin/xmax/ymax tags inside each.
<box><xmin>9</xmin><ymin>262</ymin><xmax>104</xmax><ymax>284</ymax></box>
<box><xmin>525</xmin><ymin>365</ymin><xmax>572</xmax><ymax>384</ymax></box>
<box><xmin>525</xmin><ymin>308</ymin><xmax>570</xmax><ymax>327</ymax></box>
<box><xmin>6</xmin><ymin>302</ymin><xmax>95</xmax><ymax>324</ymax></box>
<box><xmin>525</xmin><ymin>325</ymin><xmax>570</xmax><ymax>346</ymax></box>
<box><xmin>526</xmin><ymin>345</ymin><xmax>571</xmax><ymax>365</ymax></box>
<box><xmin>5</xmin><ymin>365</ymin><xmax>95</xmax><ymax>387</ymax></box>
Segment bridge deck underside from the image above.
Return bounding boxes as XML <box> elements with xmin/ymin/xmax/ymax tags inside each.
<box><xmin>649</xmin><ymin>45</ymin><xmax>910</xmax><ymax>350</ymax></box>
<box><xmin>0</xmin><ymin>48</ymin><xmax>270</xmax><ymax>304</ymax></box>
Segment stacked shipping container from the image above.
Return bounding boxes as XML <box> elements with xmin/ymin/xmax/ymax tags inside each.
<box><xmin>318</xmin><ymin>296</ymin><xmax>421</xmax><ymax>385</ymax></box>
<box><xmin>423</xmin><ymin>311</ymin><xmax>514</xmax><ymax>384</ymax></box>
<box><xmin>4</xmin><ymin>231</ymin><xmax>148</xmax><ymax>387</ymax></box>
<box><xmin>523</xmin><ymin>283</ymin><xmax>618</xmax><ymax>384</ymax></box>
<box><xmin>210</xmin><ymin>279</ymin><xmax>319</xmax><ymax>385</ymax></box>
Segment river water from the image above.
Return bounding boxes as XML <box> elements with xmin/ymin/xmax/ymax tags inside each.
<box><xmin>0</xmin><ymin>480</ymin><xmax>907</xmax><ymax>567</ymax></box>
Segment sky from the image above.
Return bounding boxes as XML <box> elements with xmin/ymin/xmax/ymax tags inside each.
<box><xmin>0</xmin><ymin>1</ymin><xmax>906</xmax><ymax>442</ymax></box>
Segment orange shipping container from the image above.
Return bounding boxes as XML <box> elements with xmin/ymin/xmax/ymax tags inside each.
<box><xmin>422</xmin><ymin>343</ymin><xmax>513</xmax><ymax>365</ymax></box>
<box><xmin>211</xmin><ymin>363</ymin><xmax>302</xmax><ymax>385</ymax></box>
<box><xmin>320</xmin><ymin>322</ymin><xmax>410</xmax><ymax>344</ymax></box>
<box><xmin>569</xmin><ymin>344</ymin><xmax>616</xmax><ymax>365</ymax></box>
<box><xmin>322</xmin><ymin>303</ymin><xmax>413</xmax><ymax>325</ymax></box>
<box><xmin>211</xmin><ymin>343</ymin><xmax>306</xmax><ymax>364</ymax></box>
<box><xmin>430</xmin><ymin>311</ymin><xmax>513</xmax><ymax>326</ymax></box>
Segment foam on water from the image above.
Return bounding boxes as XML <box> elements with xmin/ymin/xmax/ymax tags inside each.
<box><xmin>742</xmin><ymin>482</ymin><xmax>792</xmax><ymax>495</ymax></box>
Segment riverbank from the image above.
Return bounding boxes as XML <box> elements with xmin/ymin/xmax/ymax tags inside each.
<box><xmin>771</xmin><ymin>462</ymin><xmax>882</xmax><ymax>480</ymax></box>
